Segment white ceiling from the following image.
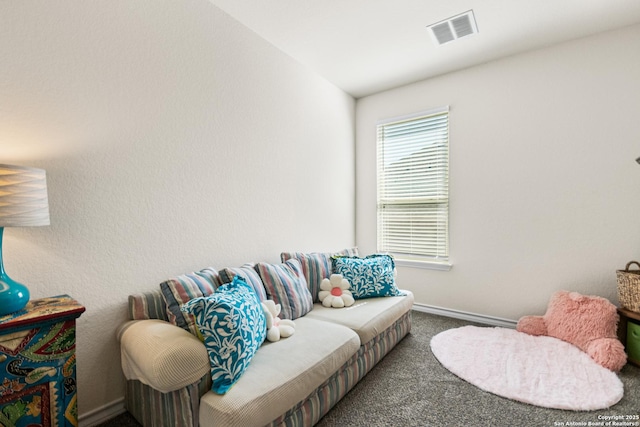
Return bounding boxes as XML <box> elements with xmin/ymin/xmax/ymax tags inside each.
<box><xmin>208</xmin><ymin>0</ymin><xmax>640</xmax><ymax>98</ymax></box>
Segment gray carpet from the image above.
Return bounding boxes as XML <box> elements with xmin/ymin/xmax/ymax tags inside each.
<box><xmin>98</xmin><ymin>311</ymin><xmax>640</xmax><ymax>427</ymax></box>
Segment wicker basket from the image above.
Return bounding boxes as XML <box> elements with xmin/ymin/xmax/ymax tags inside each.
<box><xmin>617</xmin><ymin>261</ymin><xmax>640</xmax><ymax>313</ymax></box>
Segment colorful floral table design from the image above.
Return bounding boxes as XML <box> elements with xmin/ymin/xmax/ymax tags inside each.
<box><xmin>0</xmin><ymin>295</ymin><xmax>85</xmax><ymax>427</ymax></box>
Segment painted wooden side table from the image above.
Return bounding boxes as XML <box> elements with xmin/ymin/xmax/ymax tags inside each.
<box><xmin>0</xmin><ymin>295</ymin><xmax>85</xmax><ymax>427</ymax></box>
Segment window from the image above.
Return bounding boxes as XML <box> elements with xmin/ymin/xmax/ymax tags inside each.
<box><xmin>376</xmin><ymin>107</ymin><xmax>450</xmax><ymax>269</ymax></box>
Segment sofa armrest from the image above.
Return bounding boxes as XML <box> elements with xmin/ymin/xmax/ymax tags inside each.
<box><xmin>117</xmin><ymin>319</ymin><xmax>209</xmax><ymax>393</ymax></box>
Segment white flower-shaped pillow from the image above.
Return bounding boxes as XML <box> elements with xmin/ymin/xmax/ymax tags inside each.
<box><xmin>318</xmin><ymin>274</ymin><xmax>355</xmax><ymax>308</ymax></box>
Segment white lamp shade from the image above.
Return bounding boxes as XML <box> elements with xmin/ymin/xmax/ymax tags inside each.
<box><xmin>0</xmin><ymin>164</ymin><xmax>50</xmax><ymax>227</ymax></box>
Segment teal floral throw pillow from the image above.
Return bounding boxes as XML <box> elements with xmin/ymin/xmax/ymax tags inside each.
<box><xmin>332</xmin><ymin>254</ymin><xmax>405</xmax><ymax>300</ymax></box>
<box><xmin>181</xmin><ymin>275</ymin><xmax>266</xmax><ymax>394</ymax></box>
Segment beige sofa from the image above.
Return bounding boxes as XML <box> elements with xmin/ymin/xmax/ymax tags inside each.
<box><xmin>117</xmin><ymin>258</ymin><xmax>413</xmax><ymax>427</ymax></box>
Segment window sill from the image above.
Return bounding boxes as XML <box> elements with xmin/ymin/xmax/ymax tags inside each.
<box><xmin>395</xmin><ymin>259</ymin><xmax>452</xmax><ymax>271</ymax></box>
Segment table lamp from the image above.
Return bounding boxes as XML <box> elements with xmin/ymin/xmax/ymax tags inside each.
<box><xmin>0</xmin><ymin>164</ymin><xmax>50</xmax><ymax>316</ymax></box>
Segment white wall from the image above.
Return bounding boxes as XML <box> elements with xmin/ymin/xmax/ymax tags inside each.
<box><xmin>356</xmin><ymin>24</ymin><xmax>640</xmax><ymax>321</ymax></box>
<box><xmin>0</xmin><ymin>0</ymin><xmax>355</xmax><ymax>420</ymax></box>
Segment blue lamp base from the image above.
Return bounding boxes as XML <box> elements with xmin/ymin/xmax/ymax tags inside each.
<box><xmin>0</xmin><ymin>227</ymin><xmax>31</xmax><ymax>316</ymax></box>
<box><xmin>0</xmin><ymin>274</ymin><xmax>30</xmax><ymax>316</ymax></box>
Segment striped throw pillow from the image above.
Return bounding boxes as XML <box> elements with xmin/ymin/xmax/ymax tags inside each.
<box><xmin>280</xmin><ymin>248</ymin><xmax>359</xmax><ymax>302</ymax></box>
<box><xmin>160</xmin><ymin>267</ymin><xmax>220</xmax><ymax>336</ymax></box>
<box><xmin>218</xmin><ymin>263</ymin><xmax>268</xmax><ymax>302</ymax></box>
<box><xmin>254</xmin><ymin>259</ymin><xmax>313</xmax><ymax>320</ymax></box>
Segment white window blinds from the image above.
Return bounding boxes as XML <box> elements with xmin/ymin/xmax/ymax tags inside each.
<box><xmin>376</xmin><ymin>108</ymin><xmax>449</xmax><ymax>262</ymax></box>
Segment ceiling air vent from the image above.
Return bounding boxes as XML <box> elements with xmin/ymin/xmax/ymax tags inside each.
<box><xmin>427</xmin><ymin>10</ymin><xmax>478</xmax><ymax>46</ymax></box>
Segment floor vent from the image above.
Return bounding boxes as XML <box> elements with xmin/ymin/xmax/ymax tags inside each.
<box><xmin>427</xmin><ymin>10</ymin><xmax>478</xmax><ymax>46</ymax></box>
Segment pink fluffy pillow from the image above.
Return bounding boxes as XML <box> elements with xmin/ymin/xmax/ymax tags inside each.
<box><xmin>517</xmin><ymin>291</ymin><xmax>627</xmax><ymax>372</ymax></box>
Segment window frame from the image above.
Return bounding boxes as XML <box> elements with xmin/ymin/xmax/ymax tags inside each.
<box><xmin>376</xmin><ymin>106</ymin><xmax>451</xmax><ymax>271</ymax></box>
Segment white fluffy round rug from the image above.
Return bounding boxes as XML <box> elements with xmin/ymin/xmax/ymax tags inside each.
<box><xmin>430</xmin><ymin>326</ymin><xmax>623</xmax><ymax>411</ymax></box>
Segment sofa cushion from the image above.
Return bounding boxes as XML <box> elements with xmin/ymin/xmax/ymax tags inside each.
<box><xmin>181</xmin><ymin>276</ymin><xmax>267</xmax><ymax>394</ymax></box>
<box><xmin>128</xmin><ymin>289</ymin><xmax>169</xmax><ymax>321</ymax></box>
<box><xmin>198</xmin><ymin>316</ymin><xmax>360</xmax><ymax>427</ymax></box>
<box><xmin>280</xmin><ymin>247</ymin><xmax>359</xmax><ymax>302</ymax></box>
<box><xmin>254</xmin><ymin>259</ymin><xmax>313</xmax><ymax>320</ymax></box>
<box><xmin>219</xmin><ymin>263</ymin><xmax>268</xmax><ymax>302</ymax></box>
<box><xmin>332</xmin><ymin>254</ymin><xmax>404</xmax><ymax>299</ymax></box>
<box><xmin>305</xmin><ymin>291</ymin><xmax>414</xmax><ymax>344</ymax></box>
<box><xmin>159</xmin><ymin>267</ymin><xmax>220</xmax><ymax>336</ymax></box>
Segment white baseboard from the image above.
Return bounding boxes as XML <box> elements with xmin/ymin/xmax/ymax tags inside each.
<box><xmin>412</xmin><ymin>303</ymin><xmax>518</xmax><ymax>328</ymax></box>
<box><xmin>79</xmin><ymin>397</ymin><xmax>126</xmax><ymax>427</ymax></box>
